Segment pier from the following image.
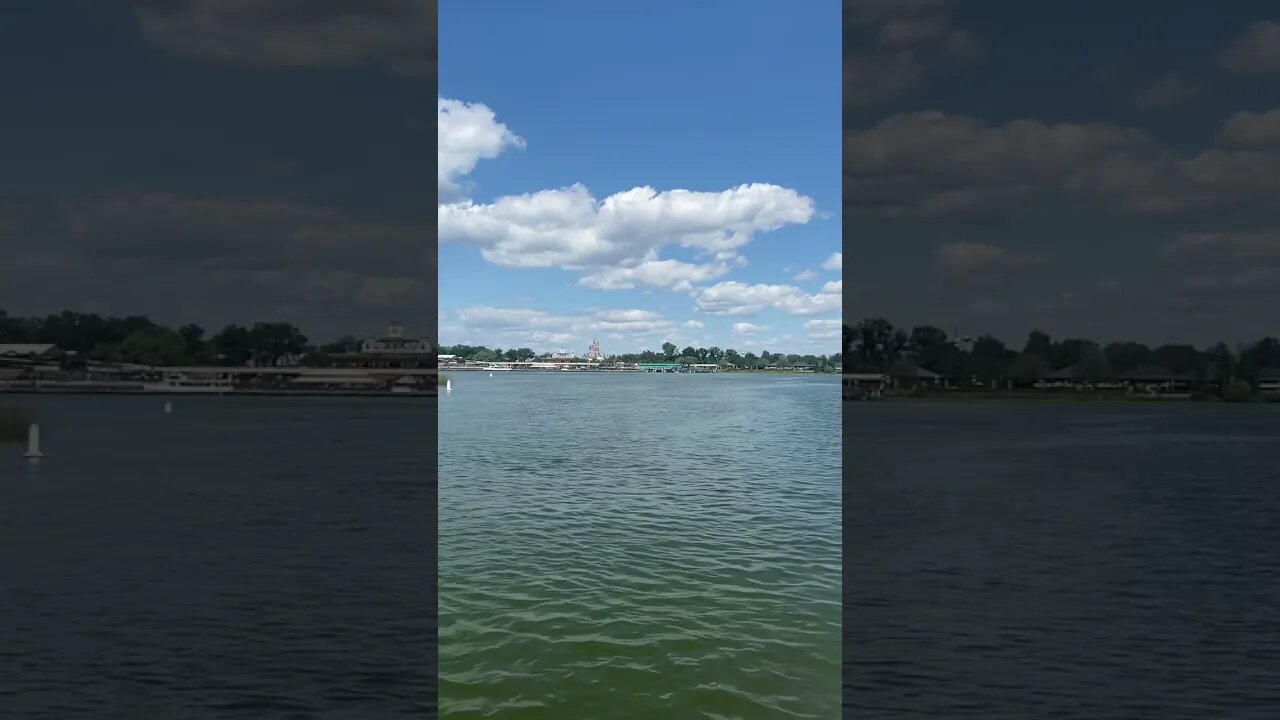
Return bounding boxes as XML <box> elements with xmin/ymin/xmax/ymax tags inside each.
<box><xmin>0</xmin><ymin>366</ymin><xmax>440</xmax><ymax>397</ymax></box>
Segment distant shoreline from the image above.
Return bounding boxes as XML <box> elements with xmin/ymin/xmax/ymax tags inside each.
<box><xmin>846</xmin><ymin>391</ymin><xmax>1279</xmax><ymax>404</ymax></box>
<box><xmin>444</xmin><ymin>367</ymin><xmax>835</xmax><ymax>375</ymax></box>
<box><xmin>0</xmin><ymin>387</ymin><xmax>436</xmax><ymax>398</ymax></box>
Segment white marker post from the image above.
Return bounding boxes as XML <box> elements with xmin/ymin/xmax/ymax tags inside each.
<box><xmin>164</xmin><ymin>402</ymin><xmax>173</xmax><ymax>414</ymax></box>
<box><xmin>446</xmin><ymin>379</ymin><xmax>452</xmax><ymax>392</ymax></box>
<box><xmin>24</xmin><ymin>424</ymin><xmax>43</xmax><ymax>462</ymax></box>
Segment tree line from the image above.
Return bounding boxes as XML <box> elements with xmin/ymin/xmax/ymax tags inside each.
<box><xmin>842</xmin><ymin>318</ymin><xmax>1280</xmax><ymax>391</ymax></box>
<box><xmin>439</xmin><ymin>340</ymin><xmax>842</xmax><ymax>371</ymax></box>
<box><xmin>0</xmin><ymin>309</ymin><xmax>321</xmax><ymax>368</ymax></box>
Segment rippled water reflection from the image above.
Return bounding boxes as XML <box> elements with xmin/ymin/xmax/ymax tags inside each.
<box><xmin>847</xmin><ymin>402</ymin><xmax>1280</xmax><ymax>718</ymax></box>
<box><xmin>439</xmin><ymin>372</ymin><xmax>841</xmax><ymax>718</ymax></box>
<box><xmin>0</xmin><ymin>396</ymin><xmax>436</xmax><ymax>718</ymax></box>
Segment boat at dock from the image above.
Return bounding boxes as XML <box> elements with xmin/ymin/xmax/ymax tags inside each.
<box><xmin>141</xmin><ymin>372</ymin><xmax>234</xmax><ymax>394</ymax></box>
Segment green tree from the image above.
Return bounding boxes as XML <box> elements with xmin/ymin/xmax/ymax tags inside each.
<box><xmin>910</xmin><ymin>326</ymin><xmax>949</xmax><ymax>369</ymax></box>
<box><xmin>248</xmin><ymin>322</ymin><xmax>308</xmax><ymax>367</ymax></box>
<box><xmin>1023</xmin><ymin>330</ymin><xmax>1053</xmax><ymax>361</ymax></box>
<box><xmin>119</xmin><ymin>327</ymin><xmax>186</xmax><ymax>366</ymax></box>
<box><xmin>321</xmin><ymin>335</ymin><xmax>359</xmax><ymax>354</ymax></box>
<box><xmin>1103</xmin><ymin>341</ymin><xmax>1152</xmax><ymax>372</ymax></box>
<box><xmin>1151</xmin><ymin>344</ymin><xmax>1204</xmax><ymax>375</ymax></box>
<box><xmin>1209</xmin><ymin>342</ymin><xmax>1234</xmax><ymax>390</ymax></box>
<box><xmin>1008</xmin><ymin>353</ymin><xmax>1051</xmax><ymax>386</ymax></box>
<box><xmin>178</xmin><ymin>323</ymin><xmax>208</xmax><ymax>363</ymax></box>
<box><xmin>888</xmin><ymin>356</ymin><xmax>919</xmax><ymax>387</ymax></box>
<box><xmin>1073</xmin><ymin>345</ymin><xmax>1114</xmax><ymax>384</ymax></box>
<box><xmin>661</xmin><ymin>342</ymin><xmax>677</xmax><ymax>361</ymax></box>
<box><xmin>212</xmin><ymin>325</ymin><xmax>252</xmax><ymax>366</ymax></box>
<box><xmin>971</xmin><ymin>335</ymin><xmax>1010</xmax><ymax>385</ymax></box>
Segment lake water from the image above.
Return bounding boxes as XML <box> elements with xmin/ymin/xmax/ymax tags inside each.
<box><xmin>846</xmin><ymin>401</ymin><xmax>1280</xmax><ymax>718</ymax></box>
<box><xmin>0</xmin><ymin>395</ymin><xmax>436</xmax><ymax>718</ymax></box>
<box><xmin>438</xmin><ymin>372</ymin><xmax>842</xmax><ymax>718</ymax></box>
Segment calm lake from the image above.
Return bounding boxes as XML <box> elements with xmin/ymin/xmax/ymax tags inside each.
<box><xmin>439</xmin><ymin>372</ymin><xmax>842</xmax><ymax>718</ymax></box>
<box><xmin>846</xmin><ymin>401</ymin><xmax>1280</xmax><ymax>718</ymax></box>
<box><xmin>0</xmin><ymin>395</ymin><xmax>436</xmax><ymax>718</ymax></box>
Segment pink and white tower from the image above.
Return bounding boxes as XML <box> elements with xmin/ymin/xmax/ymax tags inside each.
<box><xmin>586</xmin><ymin>339</ymin><xmax>602</xmax><ymax>361</ymax></box>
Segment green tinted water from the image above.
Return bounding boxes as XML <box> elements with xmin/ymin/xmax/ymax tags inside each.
<box><xmin>439</xmin><ymin>372</ymin><xmax>841</xmax><ymax>718</ymax></box>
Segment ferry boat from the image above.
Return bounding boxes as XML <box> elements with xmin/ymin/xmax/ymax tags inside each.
<box><xmin>482</xmin><ymin>363</ymin><xmax>513</xmax><ymax>371</ymax></box>
<box><xmin>142</xmin><ymin>371</ymin><xmax>234</xmax><ymax>394</ymax></box>
<box><xmin>391</xmin><ymin>376</ymin><xmax>426</xmax><ymax>394</ymax></box>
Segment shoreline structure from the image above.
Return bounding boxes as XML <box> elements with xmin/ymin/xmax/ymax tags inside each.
<box><xmin>841</xmin><ymin>373</ymin><xmax>1280</xmax><ymax>403</ymax></box>
<box><xmin>1</xmin><ymin>323</ymin><xmax>833</xmax><ymax>398</ymax></box>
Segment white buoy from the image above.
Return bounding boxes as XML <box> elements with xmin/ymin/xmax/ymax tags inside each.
<box><xmin>24</xmin><ymin>424</ymin><xmax>43</xmax><ymax>461</ymax></box>
<box><xmin>164</xmin><ymin>402</ymin><xmax>173</xmax><ymax>414</ymax></box>
<box><xmin>446</xmin><ymin>379</ymin><xmax>452</xmax><ymax>392</ymax></box>
<box><xmin>489</xmin><ymin>373</ymin><xmax>494</xmax><ymax>378</ymax></box>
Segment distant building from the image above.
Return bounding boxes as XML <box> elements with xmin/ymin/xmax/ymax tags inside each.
<box><xmin>0</xmin><ymin>343</ymin><xmax>60</xmax><ymax>358</ymax></box>
<box><xmin>361</xmin><ymin>321</ymin><xmax>433</xmax><ymax>354</ymax></box>
<box><xmin>1259</xmin><ymin>369</ymin><xmax>1280</xmax><ymax>394</ymax></box>
<box><xmin>586</xmin><ymin>339</ymin><xmax>602</xmax><ymax>361</ymax></box>
<box><xmin>550</xmin><ymin>349</ymin><xmax>576</xmax><ymax>361</ymax></box>
<box><xmin>0</xmin><ymin>344</ymin><xmax>63</xmax><ymax>375</ymax></box>
<box><xmin>320</xmin><ymin>323</ymin><xmax>435</xmax><ymax>369</ymax></box>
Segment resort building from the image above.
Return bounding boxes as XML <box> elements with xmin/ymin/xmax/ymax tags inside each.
<box><xmin>1259</xmin><ymin>369</ymin><xmax>1280</xmax><ymax>394</ymax></box>
<box><xmin>0</xmin><ymin>343</ymin><xmax>60</xmax><ymax>359</ymax></box>
<box><xmin>0</xmin><ymin>343</ymin><xmax>66</xmax><ymax>381</ymax></box>
<box><xmin>318</xmin><ymin>322</ymin><xmax>436</xmax><ymax>370</ymax></box>
<box><xmin>843</xmin><ymin>372</ymin><xmax>887</xmax><ymax>400</ymax></box>
<box><xmin>1036</xmin><ymin>366</ymin><xmax>1194</xmax><ymax>393</ymax></box>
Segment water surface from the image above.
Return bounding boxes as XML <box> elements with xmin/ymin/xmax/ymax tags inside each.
<box><xmin>439</xmin><ymin>372</ymin><xmax>841</xmax><ymax>718</ymax></box>
<box><xmin>846</xmin><ymin>402</ymin><xmax>1280</xmax><ymax>718</ymax></box>
<box><xmin>0</xmin><ymin>395</ymin><xmax>436</xmax><ymax>718</ymax></box>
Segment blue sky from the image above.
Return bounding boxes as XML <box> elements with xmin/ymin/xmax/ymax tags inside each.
<box><xmin>438</xmin><ymin>1</ymin><xmax>841</xmax><ymax>356</ymax></box>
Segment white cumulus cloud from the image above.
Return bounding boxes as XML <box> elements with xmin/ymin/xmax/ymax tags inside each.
<box><xmin>439</xmin><ymin>182</ymin><xmax>815</xmax><ymax>277</ymax></box>
<box><xmin>822</xmin><ymin>252</ymin><xmax>842</xmax><ymax>270</ymax></box>
<box><xmin>692</xmin><ymin>280</ymin><xmax>842</xmax><ymax>317</ymax></box>
<box><xmin>804</xmin><ymin>318</ymin><xmax>842</xmax><ymax>339</ymax></box>
<box><xmin>452</xmin><ymin>305</ymin><xmax>677</xmax><ymax>349</ymax></box>
<box><xmin>579</xmin><ymin>256</ymin><xmax>730</xmax><ymax>292</ymax></box>
<box><xmin>437</xmin><ymin>98</ymin><xmax>816</xmax><ymax>291</ymax></box>
<box><xmin>438</xmin><ymin>98</ymin><xmax>524</xmax><ymax>198</ymax></box>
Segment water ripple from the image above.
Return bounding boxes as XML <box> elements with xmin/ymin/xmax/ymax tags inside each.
<box><xmin>440</xmin><ymin>373</ymin><xmax>841</xmax><ymax>718</ymax></box>
<box><xmin>846</xmin><ymin>402</ymin><xmax>1280</xmax><ymax>718</ymax></box>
